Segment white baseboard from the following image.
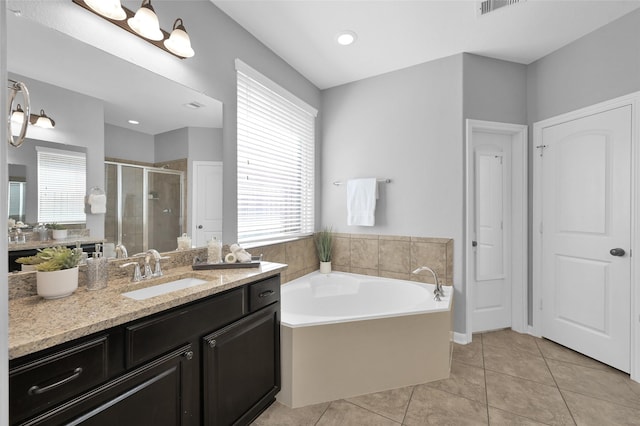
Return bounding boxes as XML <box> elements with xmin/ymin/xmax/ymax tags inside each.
<box><xmin>453</xmin><ymin>332</ymin><xmax>469</xmax><ymax>345</ymax></box>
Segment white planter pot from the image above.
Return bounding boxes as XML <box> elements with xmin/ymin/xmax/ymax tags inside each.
<box><xmin>320</xmin><ymin>261</ymin><xmax>332</xmax><ymax>274</ymax></box>
<box><xmin>37</xmin><ymin>267</ymin><xmax>79</xmax><ymax>299</ymax></box>
<box><xmin>52</xmin><ymin>229</ymin><xmax>68</xmax><ymax>240</ymax></box>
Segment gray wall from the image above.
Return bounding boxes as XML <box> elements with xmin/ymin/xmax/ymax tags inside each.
<box><xmin>155</xmin><ymin>128</ymin><xmax>188</xmax><ymax>163</ymax></box>
<box><xmin>321</xmin><ymin>54</ymin><xmax>465</xmax><ymax>331</ymax></box>
<box><xmin>463</xmin><ymin>54</ymin><xmax>527</xmax><ymax>125</ymax></box>
<box><xmin>105</xmin><ymin>124</ymin><xmax>154</xmax><ymax>163</ymax></box>
<box><xmin>12</xmin><ymin>1</ymin><xmax>322</xmax><ymax>243</ymax></box>
<box><xmin>527</xmin><ymin>8</ymin><xmax>640</xmax><ymax>124</ymax></box>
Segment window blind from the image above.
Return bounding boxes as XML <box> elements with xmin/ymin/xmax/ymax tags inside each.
<box><xmin>37</xmin><ymin>146</ymin><xmax>86</xmax><ymax>224</ymax></box>
<box><xmin>236</xmin><ymin>60</ymin><xmax>316</xmax><ymax>244</ymax></box>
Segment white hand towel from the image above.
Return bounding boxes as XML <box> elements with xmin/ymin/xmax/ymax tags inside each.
<box><xmin>347</xmin><ymin>178</ymin><xmax>377</xmax><ymax>226</ymax></box>
<box><xmin>230</xmin><ymin>243</ymin><xmax>252</xmax><ymax>262</ymax></box>
<box><xmin>89</xmin><ymin>194</ymin><xmax>107</xmax><ymax>214</ymax></box>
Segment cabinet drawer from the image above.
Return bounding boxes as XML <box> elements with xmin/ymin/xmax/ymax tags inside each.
<box><xmin>249</xmin><ymin>275</ymin><xmax>280</xmax><ymax>312</ymax></box>
<box><xmin>126</xmin><ymin>289</ymin><xmax>244</xmax><ymax>368</ymax></box>
<box><xmin>9</xmin><ymin>336</ymin><xmax>109</xmax><ymax>424</ymax></box>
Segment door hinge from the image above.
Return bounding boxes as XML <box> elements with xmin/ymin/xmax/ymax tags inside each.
<box><xmin>539</xmin><ymin>222</ymin><xmax>543</xmax><ymax>234</ymax></box>
<box><xmin>536</xmin><ymin>144</ymin><xmax>548</xmax><ymax>157</ymax></box>
<box><xmin>539</xmin><ymin>299</ymin><xmax>543</xmax><ymax>311</ymax></box>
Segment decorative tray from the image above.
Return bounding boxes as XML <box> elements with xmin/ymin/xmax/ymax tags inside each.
<box><xmin>191</xmin><ymin>255</ymin><xmax>262</xmax><ymax>270</ymax></box>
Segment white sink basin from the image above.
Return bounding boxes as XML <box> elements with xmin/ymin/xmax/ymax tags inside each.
<box><xmin>122</xmin><ymin>277</ymin><xmax>208</xmax><ymax>301</ymax></box>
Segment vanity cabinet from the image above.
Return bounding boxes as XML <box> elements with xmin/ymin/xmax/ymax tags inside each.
<box><xmin>9</xmin><ymin>274</ymin><xmax>281</xmax><ymax>426</ymax></box>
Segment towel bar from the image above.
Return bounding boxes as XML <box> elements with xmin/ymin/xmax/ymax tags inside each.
<box><xmin>333</xmin><ymin>178</ymin><xmax>391</xmax><ymax>186</ymax></box>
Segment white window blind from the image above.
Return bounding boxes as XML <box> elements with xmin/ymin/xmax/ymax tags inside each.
<box><xmin>37</xmin><ymin>146</ymin><xmax>86</xmax><ymax>224</ymax></box>
<box><xmin>236</xmin><ymin>59</ymin><xmax>316</xmax><ymax>244</ymax></box>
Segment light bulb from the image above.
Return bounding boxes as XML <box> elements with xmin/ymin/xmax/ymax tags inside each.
<box><xmin>164</xmin><ymin>18</ymin><xmax>194</xmax><ymax>58</ymax></box>
<box><xmin>127</xmin><ymin>0</ymin><xmax>163</xmax><ymax>41</ymax></box>
<box><xmin>84</xmin><ymin>0</ymin><xmax>126</xmax><ymax>21</ymax></box>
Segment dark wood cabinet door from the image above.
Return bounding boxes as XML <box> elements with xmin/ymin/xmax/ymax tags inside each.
<box><xmin>202</xmin><ymin>304</ymin><xmax>280</xmax><ymax>426</ymax></box>
<box><xmin>22</xmin><ymin>345</ymin><xmax>196</xmax><ymax>426</ymax></box>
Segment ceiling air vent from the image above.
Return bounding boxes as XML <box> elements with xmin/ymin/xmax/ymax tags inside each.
<box><xmin>478</xmin><ymin>0</ymin><xmax>525</xmax><ymax>16</ymax></box>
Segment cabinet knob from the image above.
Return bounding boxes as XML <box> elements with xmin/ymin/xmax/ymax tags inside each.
<box><xmin>208</xmin><ymin>339</ymin><xmax>216</xmax><ymax>348</ymax></box>
<box><xmin>183</xmin><ymin>350</ymin><xmax>194</xmax><ymax>360</ymax></box>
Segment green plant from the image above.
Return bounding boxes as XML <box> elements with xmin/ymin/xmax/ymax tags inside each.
<box><xmin>15</xmin><ymin>254</ymin><xmax>46</xmax><ymax>266</ymax></box>
<box><xmin>45</xmin><ymin>223</ymin><xmax>65</xmax><ymax>230</ymax></box>
<box><xmin>315</xmin><ymin>227</ymin><xmax>334</xmax><ymax>262</ymax></box>
<box><xmin>18</xmin><ymin>246</ymin><xmax>82</xmax><ymax>272</ymax></box>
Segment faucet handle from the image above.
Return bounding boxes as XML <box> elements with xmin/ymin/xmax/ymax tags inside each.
<box><xmin>120</xmin><ymin>262</ymin><xmax>142</xmax><ymax>282</ymax></box>
<box><xmin>152</xmin><ymin>256</ymin><xmax>171</xmax><ymax>277</ymax></box>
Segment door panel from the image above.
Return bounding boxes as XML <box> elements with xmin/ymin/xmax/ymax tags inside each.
<box><xmin>192</xmin><ymin>162</ymin><xmax>223</xmax><ymax>247</ymax></box>
<box><xmin>471</xmin><ymin>131</ymin><xmax>512</xmax><ymax>332</ymax></box>
<box><xmin>541</xmin><ymin>105</ymin><xmax>631</xmax><ymax>372</ymax></box>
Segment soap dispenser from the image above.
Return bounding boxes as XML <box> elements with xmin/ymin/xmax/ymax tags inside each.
<box><xmin>86</xmin><ymin>244</ymin><xmax>108</xmax><ymax>291</ymax></box>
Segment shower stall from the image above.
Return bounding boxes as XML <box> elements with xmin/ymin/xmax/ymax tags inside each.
<box><xmin>105</xmin><ymin>161</ymin><xmax>184</xmax><ymax>255</ymax></box>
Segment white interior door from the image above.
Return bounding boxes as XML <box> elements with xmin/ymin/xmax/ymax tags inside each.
<box><xmin>540</xmin><ymin>105</ymin><xmax>631</xmax><ymax>372</ymax></box>
<box><xmin>472</xmin><ymin>132</ymin><xmax>512</xmax><ymax>332</ymax></box>
<box><xmin>192</xmin><ymin>161</ymin><xmax>223</xmax><ymax>247</ymax></box>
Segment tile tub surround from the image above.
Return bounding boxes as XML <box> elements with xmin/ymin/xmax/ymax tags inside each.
<box><xmin>8</xmin><ymin>260</ymin><xmax>287</xmax><ymax>359</ymax></box>
<box><xmin>252</xmin><ymin>234</ymin><xmax>453</xmax><ymax>285</ymax></box>
<box><xmin>254</xmin><ymin>329</ymin><xmax>640</xmax><ymax>425</ymax></box>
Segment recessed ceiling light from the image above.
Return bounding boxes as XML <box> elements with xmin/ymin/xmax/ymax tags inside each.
<box><xmin>128</xmin><ymin>120</ymin><xmax>140</xmax><ymax>125</ymax></box>
<box><xmin>336</xmin><ymin>30</ymin><xmax>357</xmax><ymax>46</ymax></box>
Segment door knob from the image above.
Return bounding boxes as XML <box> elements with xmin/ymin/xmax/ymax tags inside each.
<box><xmin>198</xmin><ymin>225</ymin><xmax>203</xmax><ymax>229</ymax></box>
<box><xmin>610</xmin><ymin>248</ymin><xmax>625</xmax><ymax>257</ymax></box>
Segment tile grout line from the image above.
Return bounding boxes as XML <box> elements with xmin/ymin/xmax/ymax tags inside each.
<box><xmin>401</xmin><ymin>386</ymin><xmax>417</xmax><ymax>425</ymax></box>
<box><xmin>313</xmin><ymin>401</ymin><xmax>333</xmax><ymax>426</ymax></box>
<box><xmin>535</xmin><ymin>338</ymin><xmax>578</xmax><ymax>426</ymax></box>
<box><xmin>480</xmin><ymin>333</ymin><xmax>491</xmax><ymax>425</ymax></box>
<box><xmin>339</xmin><ymin>399</ymin><xmax>404</xmax><ymax>425</ymax></box>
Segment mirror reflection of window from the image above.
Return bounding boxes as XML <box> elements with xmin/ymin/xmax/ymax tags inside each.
<box><xmin>36</xmin><ymin>146</ymin><xmax>87</xmax><ymax>224</ymax></box>
<box><xmin>8</xmin><ymin>181</ymin><xmax>26</xmax><ymax>223</ymax></box>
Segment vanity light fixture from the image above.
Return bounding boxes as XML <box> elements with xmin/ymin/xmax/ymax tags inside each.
<box><xmin>84</xmin><ymin>0</ymin><xmax>126</xmax><ymax>21</ymax></box>
<box><xmin>12</xmin><ymin>105</ymin><xmax>56</xmax><ymax>129</ymax></box>
<box><xmin>164</xmin><ymin>19</ymin><xmax>195</xmax><ymax>58</ymax></box>
<box><xmin>33</xmin><ymin>109</ymin><xmax>56</xmax><ymax>129</ymax></box>
<box><xmin>10</xmin><ymin>103</ymin><xmax>26</xmax><ymax>124</ymax></box>
<box><xmin>73</xmin><ymin>0</ymin><xmax>196</xmax><ymax>59</ymax></box>
<box><xmin>127</xmin><ymin>0</ymin><xmax>163</xmax><ymax>41</ymax></box>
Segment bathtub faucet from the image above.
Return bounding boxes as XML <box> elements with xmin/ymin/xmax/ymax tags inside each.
<box><xmin>412</xmin><ymin>266</ymin><xmax>443</xmax><ymax>301</ymax></box>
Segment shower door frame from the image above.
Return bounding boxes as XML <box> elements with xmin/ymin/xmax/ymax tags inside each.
<box><xmin>106</xmin><ymin>161</ymin><xmax>184</xmax><ymax>252</ymax></box>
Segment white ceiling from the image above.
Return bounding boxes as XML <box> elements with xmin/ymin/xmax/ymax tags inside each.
<box><xmin>214</xmin><ymin>0</ymin><xmax>640</xmax><ymax>90</ymax></box>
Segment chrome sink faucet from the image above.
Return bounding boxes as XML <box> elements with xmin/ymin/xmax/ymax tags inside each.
<box><xmin>144</xmin><ymin>249</ymin><xmax>170</xmax><ymax>278</ymax></box>
<box><xmin>115</xmin><ymin>243</ymin><xmax>128</xmax><ymax>258</ymax></box>
<box><xmin>412</xmin><ymin>266</ymin><xmax>444</xmax><ymax>301</ymax></box>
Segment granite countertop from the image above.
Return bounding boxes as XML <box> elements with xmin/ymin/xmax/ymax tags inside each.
<box><xmin>8</xmin><ymin>237</ymin><xmax>105</xmax><ymax>252</ymax></box>
<box><xmin>9</xmin><ymin>261</ymin><xmax>287</xmax><ymax>360</ymax></box>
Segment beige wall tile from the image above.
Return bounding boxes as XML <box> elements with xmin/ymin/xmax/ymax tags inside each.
<box><xmin>285</xmin><ymin>238</ymin><xmax>308</xmax><ymax>275</ymax></box>
<box><xmin>411</xmin><ymin>241</ymin><xmax>447</xmax><ymax>283</ymax></box>
<box><xmin>332</xmin><ymin>236</ymin><xmax>351</xmax><ymax>266</ymax></box>
<box><xmin>350</xmin><ymin>267</ymin><xmax>379</xmax><ymax>277</ymax></box>
<box><xmin>446</xmin><ymin>239</ymin><xmax>454</xmax><ymax>285</ymax></box>
<box><xmin>256</xmin><ymin>243</ymin><xmax>286</xmax><ymax>264</ymax></box>
<box><xmin>379</xmin><ymin>239</ymin><xmax>410</xmax><ymax>273</ymax></box>
<box><xmin>379</xmin><ymin>270</ymin><xmax>411</xmax><ymax>281</ymax></box>
<box><xmin>351</xmin><ymin>237</ymin><xmax>379</xmax><ymax>270</ymax></box>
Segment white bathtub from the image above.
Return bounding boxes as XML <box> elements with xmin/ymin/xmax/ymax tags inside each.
<box><xmin>278</xmin><ymin>271</ymin><xmax>453</xmax><ymax>408</ymax></box>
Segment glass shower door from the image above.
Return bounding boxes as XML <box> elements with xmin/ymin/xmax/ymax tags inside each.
<box><xmin>148</xmin><ymin>170</ymin><xmax>183</xmax><ymax>252</ymax></box>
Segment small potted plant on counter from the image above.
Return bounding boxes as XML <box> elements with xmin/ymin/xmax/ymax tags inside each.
<box><xmin>15</xmin><ymin>254</ymin><xmax>46</xmax><ymax>272</ymax></box>
<box><xmin>315</xmin><ymin>227</ymin><xmax>334</xmax><ymax>274</ymax></box>
<box><xmin>47</xmin><ymin>223</ymin><xmax>67</xmax><ymax>240</ymax></box>
<box><xmin>18</xmin><ymin>246</ymin><xmax>82</xmax><ymax>299</ymax></box>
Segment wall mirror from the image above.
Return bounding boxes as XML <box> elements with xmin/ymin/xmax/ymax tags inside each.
<box><xmin>6</xmin><ymin>11</ymin><xmax>224</xmax><ymax>256</ymax></box>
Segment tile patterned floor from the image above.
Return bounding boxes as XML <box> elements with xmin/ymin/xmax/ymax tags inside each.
<box><xmin>253</xmin><ymin>329</ymin><xmax>640</xmax><ymax>425</ymax></box>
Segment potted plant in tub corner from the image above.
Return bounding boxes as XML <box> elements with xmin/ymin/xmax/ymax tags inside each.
<box><xmin>315</xmin><ymin>227</ymin><xmax>334</xmax><ymax>274</ymax></box>
<box><xmin>18</xmin><ymin>246</ymin><xmax>82</xmax><ymax>299</ymax></box>
<box><xmin>47</xmin><ymin>223</ymin><xmax>67</xmax><ymax>240</ymax></box>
